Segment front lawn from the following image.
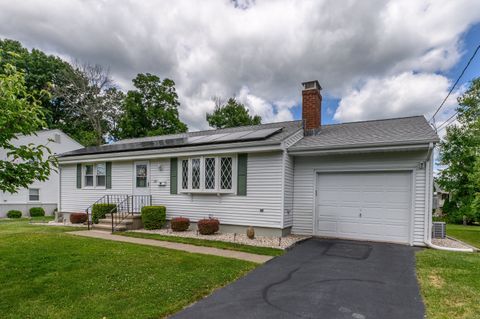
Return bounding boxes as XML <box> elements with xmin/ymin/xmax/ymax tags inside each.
<box><xmin>447</xmin><ymin>224</ymin><xmax>480</xmax><ymax>249</ymax></box>
<box><xmin>118</xmin><ymin>231</ymin><xmax>285</xmax><ymax>256</ymax></box>
<box><xmin>416</xmin><ymin>249</ymin><xmax>480</xmax><ymax>319</ymax></box>
<box><xmin>0</xmin><ymin>219</ymin><xmax>256</xmax><ymax>319</ymax></box>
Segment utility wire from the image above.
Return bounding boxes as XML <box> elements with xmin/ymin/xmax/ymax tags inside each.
<box><xmin>436</xmin><ymin>112</ymin><xmax>458</xmax><ymax>132</ymax></box>
<box><xmin>429</xmin><ymin>43</ymin><xmax>480</xmax><ymax>124</ymax></box>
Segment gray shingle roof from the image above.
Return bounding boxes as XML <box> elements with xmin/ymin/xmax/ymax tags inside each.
<box><xmin>289</xmin><ymin>115</ymin><xmax>439</xmax><ymax>151</ymax></box>
<box><xmin>60</xmin><ymin>121</ymin><xmax>303</xmax><ymax>157</ymax></box>
<box><xmin>59</xmin><ymin>115</ymin><xmax>439</xmax><ymax>158</ymax></box>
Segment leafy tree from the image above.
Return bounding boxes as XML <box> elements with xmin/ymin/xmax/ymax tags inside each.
<box><xmin>206</xmin><ymin>97</ymin><xmax>261</xmax><ymax>129</ymax></box>
<box><xmin>0</xmin><ymin>59</ymin><xmax>56</xmax><ymax>193</ymax></box>
<box><xmin>115</xmin><ymin>73</ymin><xmax>187</xmax><ymax>139</ymax></box>
<box><xmin>438</xmin><ymin>78</ymin><xmax>480</xmax><ymax>224</ymax></box>
<box><xmin>53</xmin><ymin>63</ymin><xmax>124</xmax><ymax>146</ymax></box>
<box><xmin>0</xmin><ymin>39</ymin><xmax>101</xmax><ymax>145</ymax></box>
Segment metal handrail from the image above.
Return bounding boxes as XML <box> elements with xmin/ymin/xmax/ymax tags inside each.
<box><xmin>85</xmin><ymin>194</ymin><xmax>129</xmax><ymax>230</ymax></box>
<box><xmin>111</xmin><ymin>195</ymin><xmax>152</xmax><ymax>232</ymax></box>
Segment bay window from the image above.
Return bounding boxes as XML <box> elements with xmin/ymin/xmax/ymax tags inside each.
<box><xmin>179</xmin><ymin>155</ymin><xmax>236</xmax><ymax>193</ymax></box>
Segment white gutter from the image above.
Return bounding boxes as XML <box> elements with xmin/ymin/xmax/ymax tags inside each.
<box><xmin>288</xmin><ymin>144</ymin><xmax>431</xmax><ymax>156</ymax></box>
<box><xmin>423</xmin><ymin>142</ymin><xmax>474</xmax><ymax>252</ymax></box>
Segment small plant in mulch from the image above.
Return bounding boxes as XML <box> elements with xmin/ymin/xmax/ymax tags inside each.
<box><xmin>197</xmin><ymin>218</ymin><xmax>220</xmax><ymax>235</ymax></box>
<box><xmin>70</xmin><ymin>212</ymin><xmax>88</xmax><ymax>224</ymax></box>
<box><xmin>171</xmin><ymin>217</ymin><xmax>190</xmax><ymax>232</ymax></box>
<box><xmin>246</xmin><ymin>226</ymin><xmax>255</xmax><ymax>239</ymax></box>
<box><xmin>141</xmin><ymin>206</ymin><xmax>166</xmax><ymax>230</ymax></box>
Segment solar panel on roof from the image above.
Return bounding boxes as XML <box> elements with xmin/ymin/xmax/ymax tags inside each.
<box><xmin>241</xmin><ymin>127</ymin><xmax>282</xmax><ymax>139</ymax></box>
<box><xmin>213</xmin><ymin>130</ymin><xmax>254</xmax><ymax>142</ymax></box>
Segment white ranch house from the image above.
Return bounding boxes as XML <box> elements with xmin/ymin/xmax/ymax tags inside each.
<box><xmin>58</xmin><ymin>81</ymin><xmax>439</xmax><ymax>246</ymax></box>
<box><xmin>0</xmin><ymin>129</ymin><xmax>83</xmax><ymax>217</ymax></box>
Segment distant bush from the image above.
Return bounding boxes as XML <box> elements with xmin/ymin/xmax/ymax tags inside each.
<box><xmin>171</xmin><ymin>217</ymin><xmax>190</xmax><ymax>232</ymax></box>
<box><xmin>198</xmin><ymin>218</ymin><xmax>220</xmax><ymax>235</ymax></box>
<box><xmin>92</xmin><ymin>204</ymin><xmax>117</xmax><ymax>224</ymax></box>
<box><xmin>70</xmin><ymin>212</ymin><xmax>88</xmax><ymax>224</ymax></box>
<box><xmin>7</xmin><ymin>210</ymin><xmax>22</xmax><ymax>218</ymax></box>
<box><xmin>141</xmin><ymin>206</ymin><xmax>166</xmax><ymax>230</ymax></box>
<box><xmin>29</xmin><ymin>207</ymin><xmax>45</xmax><ymax>217</ymax></box>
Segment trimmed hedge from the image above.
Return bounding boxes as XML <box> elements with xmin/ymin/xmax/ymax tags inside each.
<box><xmin>92</xmin><ymin>203</ymin><xmax>117</xmax><ymax>224</ymax></box>
<box><xmin>141</xmin><ymin>206</ymin><xmax>166</xmax><ymax>230</ymax></box>
<box><xmin>7</xmin><ymin>210</ymin><xmax>22</xmax><ymax>218</ymax></box>
<box><xmin>70</xmin><ymin>212</ymin><xmax>88</xmax><ymax>224</ymax></box>
<box><xmin>198</xmin><ymin>218</ymin><xmax>220</xmax><ymax>235</ymax></box>
<box><xmin>171</xmin><ymin>217</ymin><xmax>190</xmax><ymax>232</ymax></box>
<box><xmin>29</xmin><ymin>207</ymin><xmax>45</xmax><ymax>217</ymax></box>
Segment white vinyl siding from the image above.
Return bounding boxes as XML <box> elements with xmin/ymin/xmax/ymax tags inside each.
<box><xmin>59</xmin><ymin>161</ymin><xmax>133</xmax><ymax>212</ymax></box>
<box><xmin>291</xmin><ymin>150</ymin><xmax>430</xmax><ymax>246</ymax></box>
<box><xmin>281</xmin><ymin>129</ymin><xmax>303</xmax><ymax>228</ymax></box>
<box><xmin>59</xmin><ymin>152</ymin><xmax>284</xmax><ymax>229</ymax></box>
<box><xmin>151</xmin><ymin>152</ymin><xmax>283</xmax><ymax>228</ymax></box>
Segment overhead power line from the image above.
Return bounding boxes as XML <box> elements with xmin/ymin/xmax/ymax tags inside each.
<box><xmin>429</xmin><ymin>43</ymin><xmax>480</xmax><ymax>124</ymax></box>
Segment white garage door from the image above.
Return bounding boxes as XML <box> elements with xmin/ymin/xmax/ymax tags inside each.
<box><xmin>315</xmin><ymin>171</ymin><xmax>412</xmax><ymax>244</ymax></box>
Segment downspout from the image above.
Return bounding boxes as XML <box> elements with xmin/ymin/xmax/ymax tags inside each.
<box><xmin>423</xmin><ymin>143</ymin><xmax>474</xmax><ymax>252</ymax></box>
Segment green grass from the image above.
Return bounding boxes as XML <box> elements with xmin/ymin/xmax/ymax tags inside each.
<box><xmin>118</xmin><ymin>231</ymin><xmax>285</xmax><ymax>256</ymax></box>
<box><xmin>0</xmin><ymin>219</ymin><xmax>256</xmax><ymax>319</ymax></box>
<box><xmin>416</xmin><ymin>249</ymin><xmax>480</xmax><ymax>319</ymax></box>
<box><xmin>447</xmin><ymin>224</ymin><xmax>480</xmax><ymax>248</ymax></box>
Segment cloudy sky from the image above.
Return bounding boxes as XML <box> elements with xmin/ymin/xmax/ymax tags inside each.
<box><xmin>1</xmin><ymin>0</ymin><xmax>479</xmax><ymax>132</ymax></box>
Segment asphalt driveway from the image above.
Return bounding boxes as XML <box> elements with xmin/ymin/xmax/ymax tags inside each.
<box><xmin>171</xmin><ymin>238</ymin><xmax>424</xmax><ymax>319</ymax></box>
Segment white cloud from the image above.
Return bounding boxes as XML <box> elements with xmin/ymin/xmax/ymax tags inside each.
<box><xmin>334</xmin><ymin>72</ymin><xmax>460</xmax><ymax>122</ymax></box>
<box><xmin>0</xmin><ymin>0</ymin><xmax>479</xmax><ymax>129</ymax></box>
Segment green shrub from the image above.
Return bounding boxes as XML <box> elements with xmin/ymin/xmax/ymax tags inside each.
<box><xmin>141</xmin><ymin>206</ymin><xmax>166</xmax><ymax>230</ymax></box>
<box><xmin>92</xmin><ymin>204</ymin><xmax>117</xmax><ymax>224</ymax></box>
<box><xmin>70</xmin><ymin>212</ymin><xmax>88</xmax><ymax>224</ymax></box>
<box><xmin>7</xmin><ymin>210</ymin><xmax>22</xmax><ymax>218</ymax></box>
<box><xmin>171</xmin><ymin>217</ymin><xmax>190</xmax><ymax>232</ymax></box>
<box><xmin>29</xmin><ymin>207</ymin><xmax>45</xmax><ymax>217</ymax></box>
<box><xmin>198</xmin><ymin>218</ymin><xmax>220</xmax><ymax>235</ymax></box>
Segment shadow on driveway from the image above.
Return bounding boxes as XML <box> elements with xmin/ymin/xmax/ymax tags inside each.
<box><xmin>171</xmin><ymin>238</ymin><xmax>425</xmax><ymax>319</ymax></box>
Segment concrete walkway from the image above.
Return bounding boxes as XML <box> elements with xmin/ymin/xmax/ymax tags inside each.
<box><xmin>68</xmin><ymin>230</ymin><xmax>273</xmax><ymax>263</ymax></box>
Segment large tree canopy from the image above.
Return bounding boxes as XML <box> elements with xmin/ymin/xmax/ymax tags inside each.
<box><xmin>53</xmin><ymin>63</ymin><xmax>124</xmax><ymax>146</ymax></box>
<box><xmin>114</xmin><ymin>73</ymin><xmax>187</xmax><ymax>139</ymax></box>
<box><xmin>206</xmin><ymin>97</ymin><xmax>261</xmax><ymax>129</ymax></box>
<box><xmin>0</xmin><ymin>59</ymin><xmax>56</xmax><ymax>193</ymax></box>
<box><xmin>438</xmin><ymin>77</ymin><xmax>480</xmax><ymax>224</ymax></box>
<box><xmin>0</xmin><ymin>39</ymin><xmax>100</xmax><ymax>145</ymax></box>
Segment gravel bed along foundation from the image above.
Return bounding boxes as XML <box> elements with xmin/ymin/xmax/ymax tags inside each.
<box><xmin>431</xmin><ymin>237</ymin><xmax>472</xmax><ymax>250</ymax></box>
<box><xmin>131</xmin><ymin>229</ymin><xmax>310</xmax><ymax>249</ymax></box>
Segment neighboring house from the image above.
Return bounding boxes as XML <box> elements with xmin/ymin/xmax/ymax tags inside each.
<box><xmin>58</xmin><ymin>81</ymin><xmax>439</xmax><ymax>246</ymax></box>
<box><xmin>433</xmin><ymin>181</ymin><xmax>449</xmax><ymax>216</ymax></box>
<box><xmin>0</xmin><ymin>130</ymin><xmax>83</xmax><ymax>217</ymax></box>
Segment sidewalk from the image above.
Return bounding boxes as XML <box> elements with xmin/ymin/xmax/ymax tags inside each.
<box><xmin>68</xmin><ymin>230</ymin><xmax>273</xmax><ymax>263</ymax></box>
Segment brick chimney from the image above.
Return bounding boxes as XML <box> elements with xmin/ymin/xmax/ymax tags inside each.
<box><xmin>302</xmin><ymin>80</ymin><xmax>322</xmax><ymax>132</ymax></box>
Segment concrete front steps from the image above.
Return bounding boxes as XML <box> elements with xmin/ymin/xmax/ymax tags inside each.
<box><xmin>93</xmin><ymin>214</ymin><xmax>142</xmax><ymax>232</ymax></box>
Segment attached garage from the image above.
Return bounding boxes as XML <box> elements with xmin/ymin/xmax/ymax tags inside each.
<box><xmin>314</xmin><ymin>171</ymin><xmax>412</xmax><ymax>244</ymax></box>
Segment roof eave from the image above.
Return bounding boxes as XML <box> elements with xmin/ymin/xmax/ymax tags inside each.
<box><xmin>288</xmin><ymin>141</ymin><xmax>437</xmax><ymax>156</ymax></box>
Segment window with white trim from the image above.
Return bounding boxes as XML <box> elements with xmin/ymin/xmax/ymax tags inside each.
<box><xmin>29</xmin><ymin>188</ymin><xmax>40</xmax><ymax>201</ymax></box>
<box><xmin>179</xmin><ymin>155</ymin><xmax>236</xmax><ymax>193</ymax></box>
<box><xmin>96</xmin><ymin>163</ymin><xmax>106</xmax><ymax>187</ymax></box>
<box><xmin>84</xmin><ymin>164</ymin><xmax>94</xmax><ymax>187</ymax></box>
<box><xmin>84</xmin><ymin>163</ymin><xmax>106</xmax><ymax>188</ymax></box>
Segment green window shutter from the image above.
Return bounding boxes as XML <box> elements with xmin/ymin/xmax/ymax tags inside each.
<box><xmin>170</xmin><ymin>158</ymin><xmax>178</xmax><ymax>194</ymax></box>
<box><xmin>237</xmin><ymin>154</ymin><xmax>247</xmax><ymax>196</ymax></box>
<box><xmin>106</xmin><ymin>162</ymin><xmax>112</xmax><ymax>189</ymax></box>
<box><xmin>76</xmin><ymin>163</ymin><xmax>82</xmax><ymax>189</ymax></box>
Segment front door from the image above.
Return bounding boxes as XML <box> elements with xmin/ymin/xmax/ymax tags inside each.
<box><xmin>133</xmin><ymin>161</ymin><xmax>150</xmax><ymax>212</ymax></box>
